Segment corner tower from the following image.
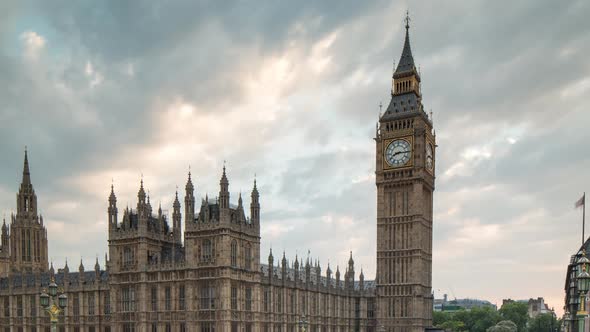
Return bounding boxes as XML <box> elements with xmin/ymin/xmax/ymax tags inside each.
<box><xmin>10</xmin><ymin>149</ymin><xmax>49</xmax><ymax>273</ymax></box>
<box><xmin>375</xmin><ymin>14</ymin><xmax>435</xmax><ymax>332</ymax></box>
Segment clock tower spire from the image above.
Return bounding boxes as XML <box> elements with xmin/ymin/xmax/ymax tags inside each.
<box><xmin>375</xmin><ymin>13</ymin><xmax>435</xmax><ymax>332</ymax></box>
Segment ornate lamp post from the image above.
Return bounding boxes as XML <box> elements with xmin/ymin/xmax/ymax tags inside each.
<box><xmin>298</xmin><ymin>315</ymin><xmax>308</xmax><ymax>332</ymax></box>
<box><xmin>40</xmin><ymin>277</ymin><xmax>67</xmax><ymax>332</ymax></box>
<box><xmin>564</xmin><ymin>310</ymin><xmax>571</xmax><ymax>332</ymax></box>
<box><xmin>577</xmin><ymin>253</ymin><xmax>590</xmax><ymax>332</ymax></box>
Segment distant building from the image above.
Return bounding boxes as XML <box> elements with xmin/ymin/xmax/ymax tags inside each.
<box><xmin>502</xmin><ymin>298</ymin><xmax>554</xmax><ymax>318</ymax></box>
<box><xmin>434</xmin><ymin>294</ymin><xmax>496</xmax><ymax>312</ymax></box>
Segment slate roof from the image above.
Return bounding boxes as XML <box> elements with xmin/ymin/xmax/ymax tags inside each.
<box><xmin>394</xmin><ymin>25</ymin><xmax>416</xmax><ymax>75</ymax></box>
<box><xmin>381</xmin><ymin>92</ymin><xmax>422</xmax><ymax>122</ymax></box>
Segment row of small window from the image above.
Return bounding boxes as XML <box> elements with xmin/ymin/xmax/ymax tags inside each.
<box><xmin>387</xmin><ymin>297</ymin><xmax>412</xmax><ymax>318</ymax></box>
<box><xmin>229</xmin><ymin>240</ymin><xmax>252</xmax><ymax>269</ymax></box>
<box><xmin>1</xmin><ymin>293</ymin><xmax>111</xmax><ymax>318</ymax></box>
<box><xmin>124</xmin><ymin>322</ymin><xmax>210</xmax><ymax>332</ymax></box>
<box><xmin>18</xmin><ymin>227</ymin><xmax>44</xmax><ymax>262</ymax></box>
<box><xmin>383</xmin><ymin>119</ymin><xmax>414</xmax><ymax>132</ymax></box>
<box><xmin>150</xmin><ymin>285</ymin><xmax>186</xmax><ymax>311</ymax></box>
<box><xmin>395</xmin><ymin>80</ymin><xmax>414</xmax><ymax>93</ymax></box>
<box><xmin>7</xmin><ymin>327</ymin><xmax>105</xmax><ymax>332</ymax></box>
<box><xmin>122</xmin><ymin>285</ymin><xmax>226</xmax><ymax>312</ymax></box>
<box><xmin>150</xmin><ymin>323</ymin><xmax>187</xmax><ymax>332</ymax></box>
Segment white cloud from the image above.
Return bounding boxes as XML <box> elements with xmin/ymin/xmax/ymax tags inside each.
<box><xmin>20</xmin><ymin>30</ymin><xmax>46</xmax><ymax>59</ymax></box>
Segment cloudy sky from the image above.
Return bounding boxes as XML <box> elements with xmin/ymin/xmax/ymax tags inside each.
<box><xmin>1</xmin><ymin>0</ymin><xmax>589</xmax><ymax>314</ymax></box>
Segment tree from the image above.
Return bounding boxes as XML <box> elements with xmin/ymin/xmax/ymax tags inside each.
<box><xmin>488</xmin><ymin>320</ymin><xmax>518</xmax><ymax>332</ymax></box>
<box><xmin>434</xmin><ymin>311</ymin><xmax>452</xmax><ymax>327</ymax></box>
<box><xmin>499</xmin><ymin>302</ymin><xmax>529</xmax><ymax>331</ymax></box>
<box><xmin>527</xmin><ymin>313</ymin><xmax>559</xmax><ymax>332</ymax></box>
<box><xmin>440</xmin><ymin>320</ymin><xmax>467</xmax><ymax>332</ymax></box>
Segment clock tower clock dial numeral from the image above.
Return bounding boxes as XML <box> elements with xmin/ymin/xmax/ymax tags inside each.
<box><xmin>385</xmin><ymin>139</ymin><xmax>412</xmax><ymax>167</ymax></box>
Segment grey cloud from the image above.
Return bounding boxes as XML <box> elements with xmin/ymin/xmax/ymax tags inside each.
<box><xmin>1</xmin><ymin>0</ymin><xmax>589</xmax><ymax>311</ymax></box>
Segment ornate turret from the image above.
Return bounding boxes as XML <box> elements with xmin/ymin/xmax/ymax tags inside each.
<box><xmin>49</xmin><ymin>261</ymin><xmax>54</xmax><ymax>277</ymax></box>
<box><xmin>184</xmin><ymin>171</ymin><xmax>195</xmax><ymax>223</ymax></box>
<box><xmin>268</xmin><ymin>248</ymin><xmax>274</xmax><ymax>282</ymax></box>
<box><xmin>237</xmin><ymin>192</ymin><xmax>246</xmax><ymax>222</ymax></box>
<box><xmin>315</xmin><ymin>260</ymin><xmax>321</xmax><ymax>286</ymax></box>
<box><xmin>250</xmin><ymin>178</ymin><xmax>260</xmax><ymax>225</ymax></box>
<box><xmin>146</xmin><ymin>194</ymin><xmax>152</xmax><ymax>216</ymax></box>
<box><xmin>326</xmin><ymin>263</ymin><xmax>332</xmax><ymax>287</ymax></box>
<box><xmin>305</xmin><ymin>258</ymin><xmax>311</xmax><ymax>284</ymax></box>
<box><xmin>64</xmin><ymin>259</ymin><xmax>70</xmax><ymax>275</ymax></box>
<box><xmin>137</xmin><ymin>178</ymin><xmax>147</xmax><ymax>219</ymax></box>
<box><xmin>268</xmin><ymin>248</ymin><xmax>274</xmax><ymax>266</ymax></box>
<box><xmin>348</xmin><ymin>251</ymin><xmax>355</xmax><ymax>289</ymax></box>
<box><xmin>17</xmin><ymin>148</ymin><xmax>37</xmax><ymax>217</ymax></box>
<box><xmin>294</xmin><ymin>255</ymin><xmax>300</xmax><ymax>283</ymax></box>
<box><xmin>359</xmin><ymin>268</ymin><xmax>365</xmax><ymax>291</ymax></box>
<box><xmin>335</xmin><ymin>266</ymin><xmax>341</xmax><ymax>288</ymax></box>
<box><xmin>173</xmin><ymin>190</ymin><xmax>181</xmax><ymax>238</ymax></box>
<box><xmin>94</xmin><ymin>257</ymin><xmax>101</xmax><ymax>281</ymax></box>
<box><xmin>1</xmin><ymin>219</ymin><xmax>8</xmax><ymax>251</ymax></box>
<box><xmin>281</xmin><ymin>251</ymin><xmax>287</xmax><ymax>280</ymax></box>
<box><xmin>108</xmin><ymin>184</ymin><xmax>118</xmax><ymax>231</ymax></box>
<box><xmin>219</xmin><ymin>164</ymin><xmax>229</xmax><ymax>210</ymax></box>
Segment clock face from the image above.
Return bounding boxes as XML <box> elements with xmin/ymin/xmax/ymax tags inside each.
<box><xmin>426</xmin><ymin>143</ymin><xmax>434</xmax><ymax>171</ymax></box>
<box><xmin>385</xmin><ymin>139</ymin><xmax>412</xmax><ymax>167</ymax></box>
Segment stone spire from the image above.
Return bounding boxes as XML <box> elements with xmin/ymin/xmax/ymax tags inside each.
<box><xmin>359</xmin><ymin>267</ymin><xmax>365</xmax><ymax>290</ymax></box>
<box><xmin>394</xmin><ymin>11</ymin><xmax>416</xmax><ymax>75</ymax></box>
<box><xmin>185</xmin><ymin>170</ymin><xmax>195</xmax><ymax>223</ymax></box>
<box><xmin>108</xmin><ymin>183</ymin><xmax>118</xmax><ymax>231</ymax></box>
<box><xmin>250</xmin><ymin>177</ymin><xmax>260</xmax><ymax>224</ymax></box>
<box><xmin>94</xmin><ymin>257</ymin><xmax>101</xmax><ymax>279</ymax></box>
<box><xmin>22</xmin><ymin>147</ymin><xmax>31</xmax><ymax>186</ymax></box>
<box><xmin>17</xmin><ymin>148</ymin><xmax>37</xmax><ymax>216</ymax></box>
<box><xmin>1</xmin><ymin>219</ymin><xmax>7</xmax><ymax>250</ymax></box>
<box><xmin>219</xmin><ymin>163</ymin><xmax>229</xmax><ymax>210</ymax></box>
<box><xmin>268</xmin><ymin>248</ymin><xmax>274</xmax><ymax>266</ymax></box>
<box><xmin>79</xmin><ymin>258</ymin><xmax>85</xmax><ymax>283</ymax></box>
<box><xmin>173</xmin><ymin>189</ymin><xmax>182</xmax><ymax>234</ymax></box>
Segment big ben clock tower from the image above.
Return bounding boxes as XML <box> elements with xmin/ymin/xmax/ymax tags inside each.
<box><xmin>375</xmin><ymin>14</ymin><xmax>435</xmax><ymax>332</ymax></box>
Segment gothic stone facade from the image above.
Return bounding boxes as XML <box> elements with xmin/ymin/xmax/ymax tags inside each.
<box><xmin>0</xmin><ymin>155</ymin><xmax>377</xmax><ymax>332</ymax></box>
<box><xmin>0</xmin><ymin>18</ymin><xmax>433</xmax><ymax>332</ymax></box>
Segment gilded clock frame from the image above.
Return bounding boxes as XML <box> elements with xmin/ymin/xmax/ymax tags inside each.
<box><xmin>425</xmin><ymin>138</ymin><xmax>435</xmax><ymax>175</ymax></box>
<box><xmin>383</xmin><ymin>136</ymin><xmax>414</xmax><ymax>170</ymax></box>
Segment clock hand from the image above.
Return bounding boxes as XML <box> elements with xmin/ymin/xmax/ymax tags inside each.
<box><xmin>392</xmin><ymin>150</ymin><xmax>408</xmax><ymax>157</ymax></box>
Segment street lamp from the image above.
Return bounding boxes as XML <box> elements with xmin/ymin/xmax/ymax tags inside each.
<box><xmin>298</xmin><ymin>315</ymin><xmax>308</xmax><ymax>332</ymax></box>
<box><xmin>41</xmin><ymin>276</ymin><xmax>67</xmax><ymax>332</ymax></box>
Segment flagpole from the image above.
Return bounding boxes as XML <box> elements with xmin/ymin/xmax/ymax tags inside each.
<box><xmin>584</xmin><ymin>192</ymin><xmax>586</xmax><ymax>245</ymax></box>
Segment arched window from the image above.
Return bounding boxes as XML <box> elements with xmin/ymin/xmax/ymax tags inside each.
<box><xmin>202</xmin><ymin>239</ymin><xmax>212</xmax><ymax>262</ymax></box>
<box><xmin>230</xmin><ymin>240</ymin><xmax>237</xmax><ymax>267</ymax></box>
<box><xmin>244</xmin><ymin>244</ymin><xmax>252</xmax><ymax>270</ymax></box>
<box><xmin>123</xmin><ymin>247</ymin><xmax>134</xmax><ymax>266</ymax></box>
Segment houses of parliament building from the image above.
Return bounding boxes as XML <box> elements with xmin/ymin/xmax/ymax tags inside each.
<box><xmin>0</xmin><ymin>18</ymin><xmax>435</xmax><ymax>332</ymax></box>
